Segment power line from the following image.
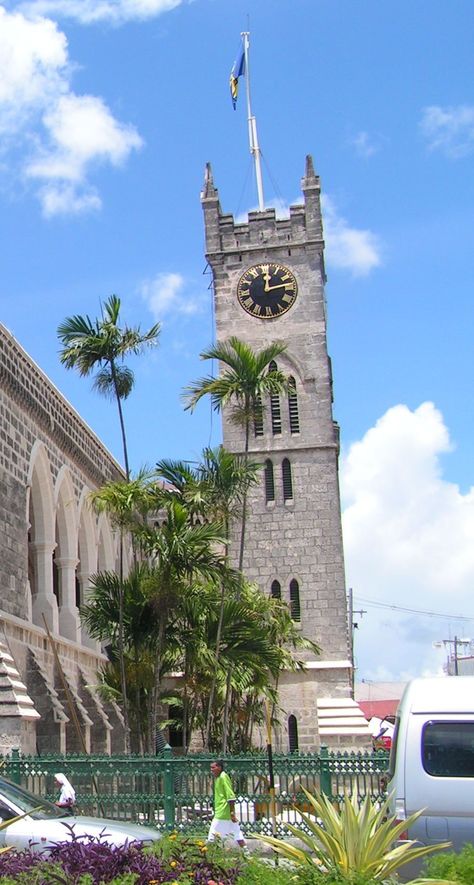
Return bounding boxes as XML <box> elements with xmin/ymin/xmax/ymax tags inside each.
<box><xmin>354</xmin><ymin>595</ymin><xmax>474</xmax><ymax>622</ymax></box>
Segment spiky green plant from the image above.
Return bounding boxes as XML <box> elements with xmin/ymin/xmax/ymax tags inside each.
<box><xmin>257</xmin><ymin>787</ymin><xmax>455</xmax><ymax>884</ymax></box>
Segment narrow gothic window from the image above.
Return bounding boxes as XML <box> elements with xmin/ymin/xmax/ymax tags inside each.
<box><xmin>265</xmin><ymin>459</ymin><xmax>275</xmax><ymax>503</ymax></box>
<box><xmin>269</xmin><ymin>361</ymin><xmax>282</xmax><ymax>435</ymax></box>
<box><xmin>254</xmin><ymin>394</ymin><xmax>264</xmax><ymax>436</ymax></box>
<box><xmin>271</xmin><ymin>580</ymin><xmax>281</xmax><ymax>600</ymax></box>
<box><xmin>288</xmin><ymin>715</ymin><xmax>299</xmax><ymax>752</ymax></box>
<box><xmin>52</xmin><ymin>551</ymin><xmax>59</xmax><ymax>605</ymax></box>
<box><xmin>282</xmin><ymin>458</ymin><xmax>293</xmax><ymax>501</ymax></box>
<box><xmin>290</xmin><ymin>579</ymin><xmax>301</xmax><ymax>621</ymax></box>
<box><xmin>288</xmin><ymin>377</ymin><xmax>300</xmax><ymax>434</ymax></box>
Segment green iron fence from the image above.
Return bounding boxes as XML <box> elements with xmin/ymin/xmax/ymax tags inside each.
<box><xmin>1</xmin><ymin>747</ymin><xmax>389</xmax><ymax>836</ymax></box>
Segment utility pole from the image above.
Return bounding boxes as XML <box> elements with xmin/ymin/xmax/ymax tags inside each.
<box><xmin>433</xmin><ymin>636</ymin><xmax>472</xmax><ymax>675</ymax></box>
<box><xmin>347</xmin><ymin>588</ymin><xmax>366</xmax><ymax>697</ymax></box>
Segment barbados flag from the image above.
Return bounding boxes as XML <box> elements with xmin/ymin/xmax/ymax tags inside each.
<box><xmin>230</xmin><ymin>44</ymin><xmax>245</xmax><ymax>109</ymax></box>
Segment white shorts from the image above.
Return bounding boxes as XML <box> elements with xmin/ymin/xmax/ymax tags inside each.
<box><xmin>207</xmin><ymin>817</ymin><xmax>244</xmax><ymax>844</ymax></box>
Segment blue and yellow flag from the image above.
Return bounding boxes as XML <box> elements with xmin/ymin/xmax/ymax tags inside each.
<box><xmin>230</xmin><ymin>44</ymin><xmax>245</xmax><ymax>109</ymax></box>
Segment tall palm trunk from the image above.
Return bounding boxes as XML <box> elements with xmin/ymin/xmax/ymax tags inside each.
<box><xmin>222</xmin><ymin>406</ymin><xmax>251</xmax><ymax>752</ymax></box>
<box><xmin>118</xmin><ymin>530</ymin><xmax>131</xmax><ymax>754</ymax></box>
<box><xmin>204</xmin><ymin>515</ymin><xmax>230</xmax><ymax>750</ymax></box>
<box><xmin>110</xmin><ymin>359</ymin><xmax>130</xmax><ymax>480</ymax></box>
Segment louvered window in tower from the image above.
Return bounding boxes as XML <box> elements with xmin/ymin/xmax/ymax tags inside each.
<box><xmin>254</xmin><ymin>394</ymin><xmax>264</xmax><ymax>436</ymax></box>
<box><xmin>271</xmin><ymin>580</ymin><xmax>281</xmax><ymax>600</ymax></box>
<box><xmin>269</xmin><ymin>361</ymin><xmax>282</xmax><ymax>435</ymax></box>
<box><xmin>264</xmin><ymin>459</ymin><xmax>275</xmax><ymax>503</ymax></box>
<box><xmin>288</xmin><ymin>714</ymin><xmax>299</xmax><ymax>752</ymax></box>
<box><xmin>288</xmin><ymin>377</ymin><xmax>300</xmax><ymax>434</ymax></box>
<box><xmin>289</xmin><ymin>579</ymin><xmax>301</xmax><ymax>621</ymax></box>
<box><xmin>282</xmin><ymin>458</ymin><xmax>293</xmax><ymax>501</ymax></box>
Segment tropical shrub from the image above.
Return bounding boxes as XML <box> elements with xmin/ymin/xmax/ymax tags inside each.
<box><xmin>423</xmin><ymin>843</ymin><xmax>474</xmax><ymax>883</ymax></box>
<box><xmin>257</xmin><ymin>787</ymin><xmax>455</xmax><ymax>883</ymax></box>
<box><xmin>0</xmin><ymin>833</ymin><xmax>242</xmax><ymax>885</ymax></box>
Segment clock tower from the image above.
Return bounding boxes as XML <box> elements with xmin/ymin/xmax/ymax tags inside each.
<box><xmin>201</xmin><ymin>156</ymin><xmax>369</xmax><ymax>749</ymax></box>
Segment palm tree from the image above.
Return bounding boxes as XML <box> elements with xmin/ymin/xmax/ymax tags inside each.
<box><xmin>183</xmin><ymin>338</ymin><xmax>289</xmax><ymax>750</ymax></box>
<box><xmin>155</xmin><ymin>446</ymin><xmax>262</xmax><ymax>749</ymax></box>
<box><xmin>133</xmin><ymin>497</ymin><xmax>235</xmax><ymax>751</ymax></box>
<box><xmin>182</xmin><ymin>337</ymin><xmax>288</xmax><ymax>571</ymax></box>
<box><xmin>58</xmin><ymin>294</ymin><xmax>160</xmax><ymax>479</ymax></box>
<box><xmin>79</xmin><ymin>564</ymin><xmax>157</xmax><ymax>752</ymax></box>
<box><xmin>88</xmin><ymin>471</ymin><xmax>155</xmax><ymax>753</ymax></box>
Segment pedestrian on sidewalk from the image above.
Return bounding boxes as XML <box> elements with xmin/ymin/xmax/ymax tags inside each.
<box><xmin>207</xmin><ymin>759</ymin><xmax>246</xmax><ymax>849</ymax></box>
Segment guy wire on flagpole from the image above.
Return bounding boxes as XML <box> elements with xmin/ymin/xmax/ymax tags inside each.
<box><xmin>242</xmin><ymin>31</ymin><xmax>265</xmax><ymax>211</ymax></box>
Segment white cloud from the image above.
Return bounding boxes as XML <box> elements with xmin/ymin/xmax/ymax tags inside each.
<box><xmin>26</xmin><ymin>94</ymin><xmax>143</xmax><ymax>182</ymax></box>
<box><xmin>236</xmin><ymin>194</ymin><xmax>381</xmax><ymax>278</ymax></box>
<box><xmin>18</xmin><ymin>0</ymin><xmax>182</xmax><ymax>25</ymax></box>
<box><xmin>351</xmin><ymin>131</ymin><xmax>380</xmax><ymax>158</ymax></box>
<box><xmin>322</xmin><ymin>194</ymin><xmax>382</xmax><ymax>277</ymax></box>
<box><xmin>0</xmin><ymin>6</ymin><xmax>67</xmax><ymax>132</ymax></box>
<box><xmin>420</xmin><ymin>104</ymin><xmax>474</xmax><ymax>158</ymax></box>
<box><xmin>140</xmin><ymin>272</ymin><xmax>204</xmax><ymax>319</ymax></box>
<box><xmin>38</xmin><ymin>182</ymin><xmax>102</xmax><ymax>217</ymax></box>
<box><xmin>341</xmin><ymin>402</ymin><xmax>474</xmax><ymax>680</ymax></box>
<box><xmin>0</xmin><ymin>6</ymin><xmax>143</xmax><ymax>215</ymax></box>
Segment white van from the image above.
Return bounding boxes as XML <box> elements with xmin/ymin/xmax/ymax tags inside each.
<box><xmin>388</xmin><ymin>675</ymin><xmax>474</xmax><ymax>852</ymax></box>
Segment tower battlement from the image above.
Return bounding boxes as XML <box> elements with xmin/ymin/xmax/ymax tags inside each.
<box><xmin>202</xmin><ymin>156</ymin><xmax>324</xmax><ymax>258</ymax></box>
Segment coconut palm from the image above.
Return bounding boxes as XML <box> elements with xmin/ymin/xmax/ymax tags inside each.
<box><xmin>58</xmin><ymin>294</ymin><xmax>160</xmax><ymax>479</ymax></box>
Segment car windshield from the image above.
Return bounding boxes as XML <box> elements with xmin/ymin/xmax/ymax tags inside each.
<box><xmin>0</xmin><ymin>777</ymin><xmax>66</xmax><ymax>820</ymax></box>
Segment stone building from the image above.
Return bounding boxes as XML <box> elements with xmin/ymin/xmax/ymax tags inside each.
<box><xmin>201</xmin><ymin>156</ymin><xmax>370</xmax><ymax>749</ymax></box>
<box><xmin>0</xmin><ymin>324</ymin><xmax>126</xmax><ymax>755</ymax></box>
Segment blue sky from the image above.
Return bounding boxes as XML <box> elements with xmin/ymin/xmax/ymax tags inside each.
<box><xmin>1</xmin><ymin>0</ymin><xmax>474</xmax><ymax>682</ymax></box>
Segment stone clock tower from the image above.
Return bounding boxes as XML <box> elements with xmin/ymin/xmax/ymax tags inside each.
<box><xmin>201</xmin><ymin>156</ymin><xmax>369</xmax><ymax>749</ymax></box>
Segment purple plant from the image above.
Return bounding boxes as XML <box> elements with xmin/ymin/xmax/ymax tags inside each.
<box><xmin>0</xmin><ymin>834</ymin><xmax>243</xmax><ymax>885</ymax></box>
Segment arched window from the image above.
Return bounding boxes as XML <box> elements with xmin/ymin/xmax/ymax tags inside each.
<box><xmin>290</xmin><ymin>579</ymin><xmax>301</xmax><ymax>621</ymax></box>
<box><xmin>288</xmin><ymin>377</ymin><xmax>300</xmax><ymax>434</ymax></box>
<box><xmin>288</xmin><ymin>715</ymin><xmax>299</xmax><ymax>752</ymax></box>
<box><xmin>282</xmin><ymin>458</ymin><xmax>293</xmax><ymax>501</ymax></box>
<box><xmin>271</xmin><ymin>580</ymin><xmax>281</xmax><ymax>600</ymax></box>
<box><xmin>269</xmin><ymin>361</ymin><xmax>282</xmax><ymax>435</ymax></box>
<box><xmin>254</xmin><ymin>394</ymin><xmax>264</xmax><ymax>437</ymax></box>
<box><xmin>264</xmin><ymin>459</ymin><xmax>275</xmax><ymax>503</ymax></box>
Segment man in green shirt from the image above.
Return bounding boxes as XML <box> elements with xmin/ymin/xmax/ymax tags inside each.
<box><xmin>208</xmin><ymin>759</ymin><xmax>246</xmax><ymax>848</ymax></box>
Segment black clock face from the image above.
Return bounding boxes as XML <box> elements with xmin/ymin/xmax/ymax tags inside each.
<box><xmin>236</xmin><ymin>263</ymin><xmax>298</xmax><ymax>318</ymax></box>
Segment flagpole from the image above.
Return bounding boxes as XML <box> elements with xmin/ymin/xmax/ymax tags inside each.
<box><xmin>242</xmin><ymin>31</ymin><xmax>265</xmax><ymax>211</ymax></box>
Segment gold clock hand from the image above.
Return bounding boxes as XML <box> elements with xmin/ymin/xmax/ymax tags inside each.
<box><xmin>265</xmin><ymin>282</ymin><xmax>292</xmax><ymax>292</ymax></box>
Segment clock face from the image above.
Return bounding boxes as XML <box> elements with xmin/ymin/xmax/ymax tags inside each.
<box><xmin>236</xmin><ymin>263</ymin><xmax>298</xmax><ymax>318</ymax></box>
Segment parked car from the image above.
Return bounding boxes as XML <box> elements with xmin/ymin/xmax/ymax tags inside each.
<box><xmin>387</xmin><ymin>675</ymin><xmax>474</xmax><ymax>869</ymax></box>
<box><xmin>0</xmin><ymin>775</ymin><xmax>160</xmax><ymax>852</ymax></box>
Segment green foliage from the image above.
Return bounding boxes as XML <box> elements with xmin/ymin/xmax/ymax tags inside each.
<box><xmin>423</xmin><ymin>842</ymin><xmax>474</xmax><ymax>883</ymax></box>
<box><xmin>257</xmin><ymin>788</ymin><xmax>455</xmax><ymax>882</ymax></box>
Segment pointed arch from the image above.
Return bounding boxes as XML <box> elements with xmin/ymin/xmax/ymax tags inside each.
<box><xmin>264</xmin><ymin>459</ymin><xmax>275</xmax><ymax>503</ymax></box>
<box><xmin>289</xmin><ymin>578</ymin><xmax>301</xmax><ymax>621</ymax></box>
<box><xmin>269</xmin><ymin>360</ymin><xmax>282</xmax><ymax>435</ymax></box>
<box><xmin>77</xmin><ymin>487</ymin><xmax>100</xmax><ymax>649</ymax></box>
<box><xmin>288</xmin><ymin>714</ymin><xmax>299</xmax><ymax>752</ymax></box>
<box><xmin>270</xmin><ymin>580</ymin><xmax>281</xmax><ymax>600</ymax></box>
<box><xmin>97</xmin><ymin>512</ymin><xmax>116</xmax><ymax>573</ymax></box>
<box><xmin>55</xmin><ymin>467</ymin><xmax>79</xmax><ymax>641</ymax></box>
<box><xmin>288</xmin><ymin>376</ymin><xmax>300</xmax><ymax>434</ymax></box>
<box><xmin>282</xmin><ymin>458</ymin><xmax>293</xmax><ymax>501</ymax></box>
<box><xmin>27</xmin><ymin>442</ymin><xmax>57</xmax><ymax>631</ymax></box>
